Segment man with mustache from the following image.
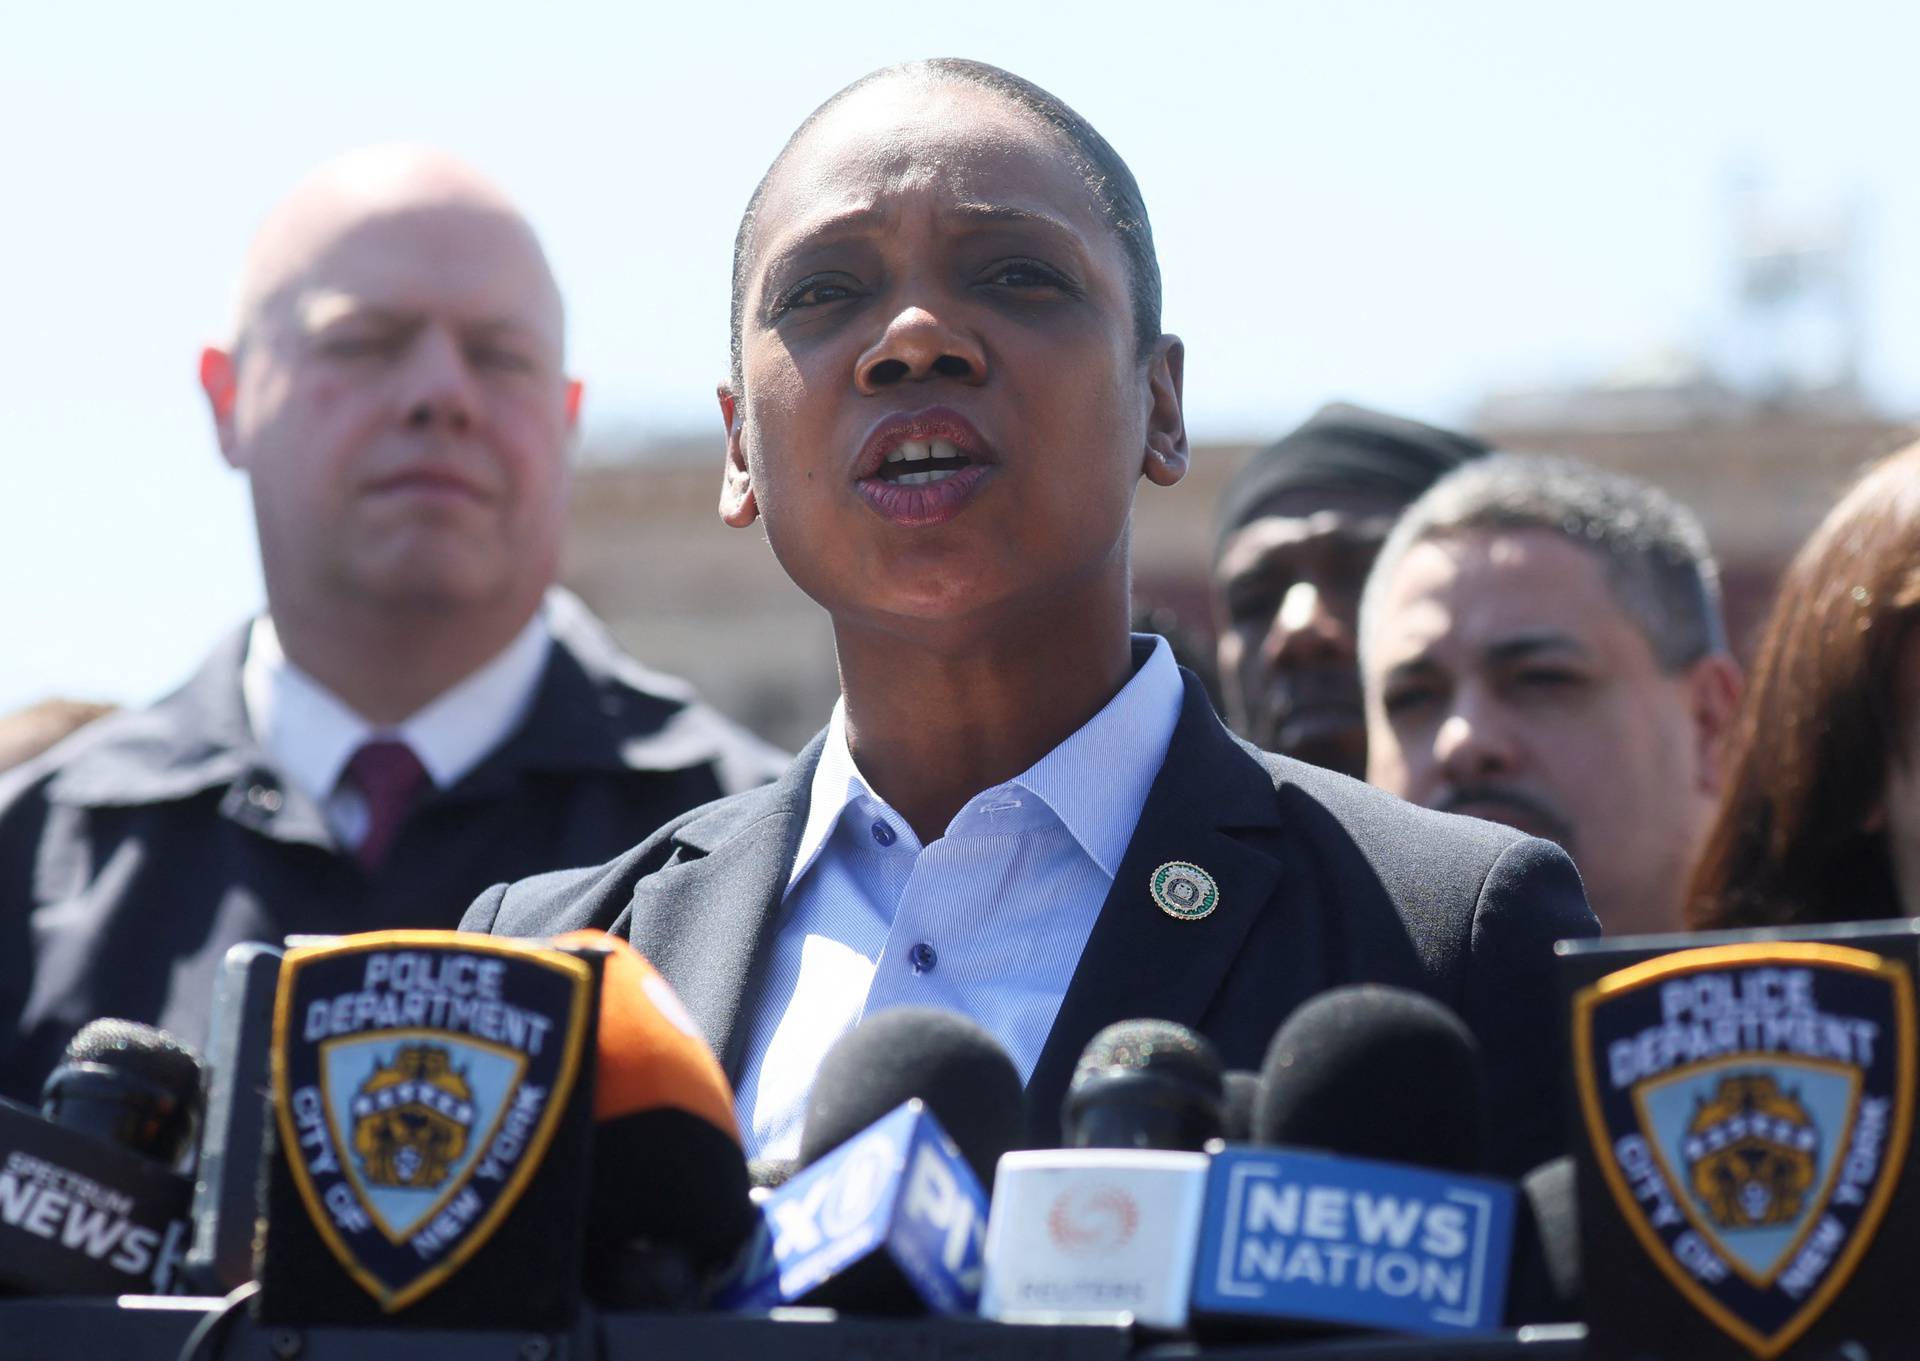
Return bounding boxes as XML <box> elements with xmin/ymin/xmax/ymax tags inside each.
<box><xmin>0</xmin><ymin>147</ymin><xmax>782</xmax><ymax>1097</ymax></box>
<box><xmin>1211</xmin><ymin>404</ymin><xmax>1488</xmax><ymax>779</ymax></box>
<box><xmin>1360</xmin><ymin>454</ymin><xmax>1741</xmax><ymax>935</ymax></box>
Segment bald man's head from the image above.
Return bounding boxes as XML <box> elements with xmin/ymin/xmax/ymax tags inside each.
<box><xmin>228</xmin><ymin>146</ymin><xmax>565</xmax><ymax>363</ymax></box>
<box><xmin>200</xmin><ymin>146</ymin><xmax>580</xmax><ymax>654</ymax></box>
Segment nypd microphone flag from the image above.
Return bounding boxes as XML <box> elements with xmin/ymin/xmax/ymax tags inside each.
<box><xmin>270</xmin><ymin>931</ymin><xmax>593</xmax><ymax>1312</ymax></box>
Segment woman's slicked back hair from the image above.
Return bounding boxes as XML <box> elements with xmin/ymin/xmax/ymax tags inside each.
<box><xmin>727</xmin><ymin>59</ymin><xmax>1162</xmax><ymax>388</ymax></box>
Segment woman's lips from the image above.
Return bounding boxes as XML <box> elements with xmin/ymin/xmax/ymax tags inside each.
<box><xmin>857</xmin><ymin>463</ymin><xmax>995</xmax><ymax>527</ymax></box>
<box><xmin>852</xmin><ymin>407</ymin><xmax>998</xmax><ymax>527</ymax></box>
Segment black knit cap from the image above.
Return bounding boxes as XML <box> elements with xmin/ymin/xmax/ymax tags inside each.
<box><xmin>1214</xmin><ymin>402</ymin><xmax>1491</xmax><ymax>560</ymax></box>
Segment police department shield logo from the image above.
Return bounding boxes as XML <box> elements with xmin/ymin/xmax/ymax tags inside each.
<box><xmin>1573</xmin><ymin>943</ymin><xmax>1914</xmax><ymax>1358</ymax></box>
<box><xmin>271</xmin><ymin>931</ymin><xmax>592</xmax><ymax>1312</ymax></box>
<box><xmin>1151</xmin><ymin>861</ymin><xmax>1219</xmax><ymax>921</ymax></box>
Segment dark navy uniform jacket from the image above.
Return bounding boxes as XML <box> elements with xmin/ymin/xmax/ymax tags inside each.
<box><xmin>466</xmin><ymin>657</ymin><xmax>1600</xmax><ymax>1177</ymax></box>
<box><xmin>0</xmin><ymin>592</ymin><xmax>785</xmax><ymax>1099</ymax></box>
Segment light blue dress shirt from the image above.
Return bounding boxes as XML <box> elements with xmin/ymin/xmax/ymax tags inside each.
<box><xmin>733</xmin><ymin>636</ymin><xmax>1185</xmax><ymax>1160</ymax></box>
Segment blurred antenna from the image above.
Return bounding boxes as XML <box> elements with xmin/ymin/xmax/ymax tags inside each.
<box><xmin>1723</xmin><ymin>166</ymin><xmax>1867</xmax><ymax>410</ymax></box>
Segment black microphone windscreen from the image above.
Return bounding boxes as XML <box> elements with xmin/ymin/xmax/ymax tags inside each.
<box><xmin>1513</xmin><ymin>1154</ymin><xmax>1581</xmax><ymax>1321</ymax></box>
<box><xmin>1220</xmin><ymin>1070</ymin><xmax>1260</xmax><ymax>1143</ymax></box>
<box><xmin>40</xmin><ymin>1018</ymin><xmax>203</xmax><ymax>1164</ymax></box>
<box><xmin>748</xmin><ymin>1156</ymin><xmax>797</xmax><ymax>1190</ymax></box>
<box><xmin>58</xmin><ymin>1019</ymin><xmax>202</xmax><ymax>1099</ymax></box>
<box><xmin>799</xmin><ymin>1007</ymin><xmax>1024</xmax><ymax>1189</ymax></box>
<box><xmin>1253</xmin><ymin>984</ymin><xmax>1487</xmax><ymax>1173</ymax></box>
<box><xmin>1062</xmin><ymin>1019</ymin><xmax>1225</xmax><ymax>1150</ymax></box>
<box><xmin>557</xmin><ymin>931</ymin><xmax>756</xmax><ymax>1294</ymax></box>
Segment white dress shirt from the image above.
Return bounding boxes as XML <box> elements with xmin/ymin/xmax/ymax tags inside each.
<box><xmin>734</xmin><ymin>635</ymin><xmax>1185</xmax><ymax>1160</ymax></box>
<box><xmin>240</xmin><ymin>609</ymin><xmax>553</xmax><ymax>853</ymax></box>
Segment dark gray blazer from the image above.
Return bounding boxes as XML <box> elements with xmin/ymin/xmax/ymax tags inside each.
<box><xmin>465</xmin><ymin>669</ymin><xmax>1598</xmax><ymax>1175</ymax></box>
<box><xmin>0</xmin><ymin>591</ymin><xmax>787</xmax><ymax>1100</ymax></box>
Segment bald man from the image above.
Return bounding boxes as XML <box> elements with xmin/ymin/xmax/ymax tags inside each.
<box><xmin>0</xmin><ymin>148</ymin><xmax>783</xmax><ymax>1097</ymax></box>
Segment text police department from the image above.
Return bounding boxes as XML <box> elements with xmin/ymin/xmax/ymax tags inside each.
<box><xmin>302</xmin><ymin>951</ymin><xmax>555</xmax><ymax>1055</ymax></box>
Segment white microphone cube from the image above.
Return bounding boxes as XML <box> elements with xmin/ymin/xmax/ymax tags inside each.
<box><xmin>980</xmin><ymin>1148</ymin><xmax>1208</xmax><ymax>1330</ymax></box>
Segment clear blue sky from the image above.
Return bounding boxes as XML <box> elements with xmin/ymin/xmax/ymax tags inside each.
<box><xmin>3</xmin><ymin>0</ymin><xmax>1913</xmax><ymax>712</ymax></box>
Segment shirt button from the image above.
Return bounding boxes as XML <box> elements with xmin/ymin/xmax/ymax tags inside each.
<box><xmin>870</xmin><ymin>819</ymin><xmax>896</xmax><ymax>847</ymax></box>
<box><xmin>909</xmin><ymin>942</ymin><xmax>937</xmax><ymax>974</ymax></box>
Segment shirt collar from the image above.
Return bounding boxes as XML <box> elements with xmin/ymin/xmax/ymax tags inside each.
<box><xmin>788</xmin><ymin>634</ymin><xmax>1183</xmax><ymax>889</ymax></box>
<box><xmin>241</xmin><ymin>607</ymin><xmax>553</xmax><ymax>802</ymax></box>
<box><xmin>788</xmin><ymin>701</ymin><xmax>870</xmax><ymax>892</ymax></box>
<box><xmin>1013</xmin><ymin>634</ymin><xmax>1182</xmax><ymax>876</ymax></box>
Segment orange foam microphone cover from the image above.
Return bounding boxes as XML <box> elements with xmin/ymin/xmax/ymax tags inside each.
<box><xmin>552</xmin><ymin>930</ymin><xmax>756</xmax><ymax>1286</ymax></box>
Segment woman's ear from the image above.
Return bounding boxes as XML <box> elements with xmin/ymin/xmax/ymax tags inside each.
<box><xmin>1142</xmin><ymin>335</ymin><xmax>1189</xmax><ymax>488</ymax></box>
<box><xmin>717</xmin><ymin>384</ymin><xmax>758</xmax><ymax>528</ymax></box>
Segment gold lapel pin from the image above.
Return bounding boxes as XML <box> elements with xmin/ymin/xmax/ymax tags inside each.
<box><xmin>1151</xmin><ymin>861</ymin><xmax>1219</xmax><ymax>921</ymax></box>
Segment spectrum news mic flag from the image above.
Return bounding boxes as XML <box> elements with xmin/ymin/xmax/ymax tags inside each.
<box><xmin>716</xmin><ymin>1007</ymin><xmax>1025</xmax><ymax>1315</ymax></box>
<box><xmin>0</xmin><ymin>1019</ymin><xmax>203</xmax><ymax>1296</ymax></box>
<box><xmin>981</xmin><ymin>1018</ymin><xmax>1226</xmax><ymax>1329</ymax></box>
<box><xmin>255</xmin><ymin>928</ymin><xmax>752</xmax><ymax>1329</ymax></box>
<box><xmin>1560</xmin><ymin>920</ymin><xmax>1920</xmax><ymax>1361</ymax></box>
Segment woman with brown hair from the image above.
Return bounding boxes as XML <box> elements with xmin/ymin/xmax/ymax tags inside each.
<box><xmin>1689</xmin><ymin>439</ymin><xmax>1920</xmax><ymax>928</ymax></box>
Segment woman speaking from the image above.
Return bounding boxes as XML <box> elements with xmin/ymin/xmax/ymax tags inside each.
<box><xmin>465</xmin><ymin>59</ymin><xmax>1594</xmax><ymax>1176</ymax></box>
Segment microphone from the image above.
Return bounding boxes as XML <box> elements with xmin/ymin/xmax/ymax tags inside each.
<box><xmin>799</xmin><ymin>1006</ymin><xmax>1025</xmax><ymax>1191</ymax></box>
<box><xmin>1252</xmin><ymin>984</ymin><xmax>1486</xmax><ymax>1172</ymax></box>
<box><xmin>40</xmin><ymin>1019</ymin><xmax>202</xmax><ymax>1166</ymax></box>
<box><xmin>1220</xmin><ymin>1070</ymin><xmax>1260</xmax><ymax>1144</ymax></box>
<box><xmin>981</xmin><ymin>1019</ymin><xmax>1222</xmax><ymax>1329</ymax></box>
<box><xmin>1562</xmin><ymin>929</ymin><xmax>1920</xmax><ymax>1359</ymax></box>
<box><xmin>0</xmin><ymin>1020</ymin><xmax>202</xmax><ymax>1295</ymax></box>
<box><xmin>183</xmin><ymin>941</ymin><xmax>285</xmax><ymax>1294</ymax></box>
<box><xmin>720</xmin><ymin>1007</ymin><xmax>1023</xmax><ymax>1315</ymax></box>
<box><xmin>1061</xmin><ymin>1019</ymin><xmax>1226</xmax><ymax>1151</ymax></box>
<box><xmin>1507</xmin><ymin>1155</ymin><xmax>1580</xmax><ymax>1325</ymax></box>
<box><xmin>553</xmin><ymin>929</ymin><xmax>756</xmax><ymax>1307</ymax></box>
<box><xmin>258</xmin><ymin>928</ymin><xmax>756</xmax><ymax>1323</ymax></box>
<box><xmin>719</xmin><ymin>1098</ymin><xmax>990</xmax><ymax>1316</ymax></box>
<box><xmin>256</xmin><ymin>930</ymin><xmax>608</xmax><ymax>1327</ymax></box>
<box><xmin>748</xmin><ymin>1157</ymin><xmax>798</xmax><ymax>1190</ymax></box>
<box><xmin>1190</xmin><ymin>986</ymin><xmax>1519</xmax><ymax>1338</ymax></box>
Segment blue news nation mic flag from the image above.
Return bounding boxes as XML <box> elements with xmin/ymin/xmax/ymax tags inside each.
<box><xmin>1191</xmin><ymin>1146</ymin><xmax>1516</xmax><ymax>1336</ymax></box>
<box><xmin>718</xmin><ymin>1100</ymin><xmax>987</xmax><ymax>1315</ymax></box>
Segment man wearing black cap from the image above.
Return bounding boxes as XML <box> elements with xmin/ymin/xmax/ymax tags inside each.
<box><xmin>1211</xmin><ymin>404</ymin><xmax>1489</xmax><ymax>778</ymax></box>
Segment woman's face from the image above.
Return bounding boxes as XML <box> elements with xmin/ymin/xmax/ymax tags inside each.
<box><xmin>721</xmin><ymin>77</ymin><xmax>1185</xmax><ymax>636</ymax></box>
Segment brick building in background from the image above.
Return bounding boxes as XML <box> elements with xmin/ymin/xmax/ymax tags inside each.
<box><xmin>563</xmin><ymin>401</ymin><xmax>1912</xmax><ymax>752</ymax></box>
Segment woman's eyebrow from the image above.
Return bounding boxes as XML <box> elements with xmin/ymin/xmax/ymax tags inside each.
<box><xmin>940</xmin><ymin>201</ymin><xmax>1081</xmax><ymax>237</ymax></box>
<box><xmin>764</xmin><ymin>200</ymin><xmax>1085</xmax><ymax>271</ymax></box>
<box><xmin>759</xmin><ymin>204</ymin><xmax>891</xmax><ymax>278</ymax></box>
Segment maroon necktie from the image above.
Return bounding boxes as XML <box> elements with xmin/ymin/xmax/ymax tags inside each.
<box><xmin>344</xmin><ymin>740</ymin><xmax>428</xmax><ymax>873</ymax></box>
